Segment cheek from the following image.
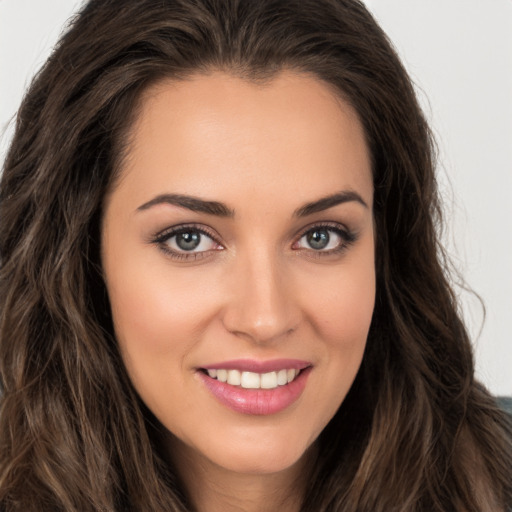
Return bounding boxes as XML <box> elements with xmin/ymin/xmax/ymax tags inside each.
<box><xmin>313</xmin><ymin>279</ymin><xmax>374</xmax><ymax>381</ymax></box>
<box><xmin>300</xmin><ymin>246</ymin><xmax>375</xmax><ymax>410</ymax></box>
<box><xmin>324</xmin><ymin>278</ymin><xmax>375</xmax><ymax>342</ymax></box>
<box><xmin>105</xmin><ymin>254</ymin><xmax>222</xmax><ymax>375</ymax></box>
<box><xmin>104</xmin><ymin>260</ymin><xmax>228</xmax><ymax>425</ymax></box>
<box><xmin>304</xmin><ymin>247</ymin><xmax>375</xmax><ymax>346</ymax></box>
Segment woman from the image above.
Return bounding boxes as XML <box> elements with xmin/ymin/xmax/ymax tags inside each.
<box><xmin>0</xmin><ymin>0</ymin><xmax>510</xmax><ymax>511</ymax></box>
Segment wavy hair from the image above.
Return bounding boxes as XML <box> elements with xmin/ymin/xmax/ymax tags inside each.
<box><xmin>0</xmin><ymin>0</ymin><xmax>510</xmax><ymax>510</ymax></box>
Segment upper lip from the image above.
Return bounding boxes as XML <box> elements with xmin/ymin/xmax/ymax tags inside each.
<box><xmin>200</xmin><ymin>359</ymin><xmax>312</xmax><ymax>373</ymax></box>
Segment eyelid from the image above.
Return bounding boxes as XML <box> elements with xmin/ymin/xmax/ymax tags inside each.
<box><xmin>292</xmin><ymin>221</ymin><xmax>357</xmax><ymax>254</ymax></box>
<box><xmin>151</xmin><ymin>223</ymin><xmax>223</xmax><ymax>260</ymax></box>
<box><xmin>152</xmin><ymin>223</ymin><xmax>219</xmax><ymax>244</ymax></box>
<box><xmin>150</xmin><ymin>220</ymin><xmax>357</xmax><ymax>261</ymax></box>
<box><xmin>293</xmin><ymin>220</ymin><xmax>351</xmax><ymax>240</ymax></box>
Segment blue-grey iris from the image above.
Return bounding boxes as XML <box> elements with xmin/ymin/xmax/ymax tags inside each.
<box><xmin>176</xmin><ymin>231</ymin><xmax>201</xmax><ymax>251</ymax></box>
<box><xmin>307</xmin><ymin>229</ymin><xmax>329</xmax><ymax>250</ymax></box>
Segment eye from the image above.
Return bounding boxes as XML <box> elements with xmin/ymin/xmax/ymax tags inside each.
<box><xmin>293</xmin><ymin>224</ymin><xmax>356</xmax><ymax>254</ymax></box>
<box><xmin>153</xmin><ymin>225</ymin><xmax>222</xmax><ymax>259</ymax></box>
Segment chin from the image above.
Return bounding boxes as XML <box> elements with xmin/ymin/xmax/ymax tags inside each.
<box><xmin>217</xmin><ymin>443</ymin><xmax>311</xmax><ymax>475</ymax></box>
<box><xmin>170</xmin><ymin>424</ymin><xmax>316</xmax><ymax>477</ymax></box>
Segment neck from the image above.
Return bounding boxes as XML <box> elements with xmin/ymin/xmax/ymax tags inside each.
<box><xmin>166</xmin><ymin>436</ymin><xmax>315</xmax><ymax>512</ymax></box>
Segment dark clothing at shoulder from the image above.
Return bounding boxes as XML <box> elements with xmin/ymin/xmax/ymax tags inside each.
<box><xmin>497</xmin><ymin>396</ymin><xmax>512</xmax><ymax>416</ymax></box>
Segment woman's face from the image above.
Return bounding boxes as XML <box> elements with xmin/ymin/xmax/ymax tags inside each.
<box><xmin>101</xmin><ymin>71</ymin><xmax>375</xmax><ymax>476</ymax></box>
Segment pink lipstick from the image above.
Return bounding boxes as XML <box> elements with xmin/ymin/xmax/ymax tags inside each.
<box><xmin>197</xmin><ymin>359</ymin><xmax>312</xmax><ymax>415</ymax></box>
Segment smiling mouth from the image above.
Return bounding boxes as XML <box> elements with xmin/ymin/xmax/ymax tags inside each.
<box><xmin>200</xmin><ymin>368</ymin><xmax>303</xmax><ymax>390</ymax></box>
<box><xmin>198</xmin><ymin>363</ymin><xmax>312</xmax><ymax>415</ymax></box>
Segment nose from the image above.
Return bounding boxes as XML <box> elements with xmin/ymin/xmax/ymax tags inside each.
<box><xmin>221</xmin><ymin>249</ymin><xmax>300</xmax><ymax>345</ymax></box>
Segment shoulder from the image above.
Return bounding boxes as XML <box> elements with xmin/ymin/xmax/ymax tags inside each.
<box><xmin>496</xmin><ymin>396</ymin><xmax>512</xmax><ymax>417</ymax></box>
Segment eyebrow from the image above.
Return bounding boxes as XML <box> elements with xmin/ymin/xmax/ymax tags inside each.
<box><xmin>137</xmin><ymin>189</ymin><xmax>368</xmax><ymax>218</ymax></box>
<box><xmin>137</xmin><ymin>194</ymin><xmax>234</xmax><ymax>217</ymax></box>
<box><xmin>294</xmin><ymin>191</ymin><xmax>368</xmax><ymax>217</ymax></box>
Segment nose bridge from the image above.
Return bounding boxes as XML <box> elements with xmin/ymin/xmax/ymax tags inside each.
<box><xmin>222</xmin><ymin>245</ymin><xmax>298</xmax><ymax>343</ymax></box>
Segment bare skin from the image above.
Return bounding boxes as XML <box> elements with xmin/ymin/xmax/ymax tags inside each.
<box><xmin>169</xmin><ymin>433</ymin><xmax>315</xmax><ymax>512</ymax></box>
<box><xmin>101</xmin><ymin>70</ymin><xmax>375</xmax><ymax>511</ymax></box>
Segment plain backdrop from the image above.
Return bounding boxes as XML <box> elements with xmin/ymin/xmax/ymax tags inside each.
<box><xmin>1</xmin><ymin>1</ymin><xmax>511</xmax><ymax>395</ymax></box>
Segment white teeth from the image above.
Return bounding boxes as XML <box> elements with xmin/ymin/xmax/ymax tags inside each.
<box><xmin>277</xmin><ymin>369</ymin><xmax>288</xmax><ymax>386</ymax></box>
<box><xmin>205</xmin><ymin>367</ymin><xmax>302</xmax><ymax>389</ymax></box>
<box><xmin>241</xmin><ymin>371</ymin><xmax>260</xmax><ymax>389</ymax></box>
<box><xmin>227</xmin><ymin>369</ymin><xmax>241</xmax><ymax>386</ymax></box>
<box><xmin>260</xmin><ymin>371</ymin><xmax>278</xmax><ymax>389</ymax></box>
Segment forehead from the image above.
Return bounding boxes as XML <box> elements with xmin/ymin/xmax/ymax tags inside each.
<box><xmin>112</xmin><ymin>70</ymin><xmax>373</xmax><ymax>212</ymax></box>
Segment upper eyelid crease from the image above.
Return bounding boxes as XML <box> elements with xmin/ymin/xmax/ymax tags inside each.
<box><xmin>152</xmin><ymin>224</ymin><xmax>219</xmax><ymax>244</ymax></box>
<box><xmin>294</xmin><ymin>220</ymin><xmax>353</xmax><ymax>240</ymax></box>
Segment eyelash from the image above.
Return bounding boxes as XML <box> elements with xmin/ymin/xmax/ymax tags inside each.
<box><xmin>151</xmin><ymin>222</ymin><xmax>357</xmax><ymax>261</ymax></box>
<box><xmin>293</xmin><ymin>222</ymin><xmax>357</xmax><ymax>258</ymax></box>
<box><xmin>152</xmin><ymin>223</ymin><xmax>222</xmax><ymax>261</ymax></box>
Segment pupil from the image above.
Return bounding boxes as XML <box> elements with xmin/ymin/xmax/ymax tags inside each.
<box><xmin>176</xmin><ymin>231</ymin><xmax>201</xmax><ymax>251</ymax></box>
<box><xmin>307</xmin><ymin>229</ymin><xmax>329</xmax><ymax>250</ymax></box>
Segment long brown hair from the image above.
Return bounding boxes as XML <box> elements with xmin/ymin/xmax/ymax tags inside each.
<box><xmin>1</xmin><ymin>0</ymin><xmax>510</xmax><ymax>510</ymax></box>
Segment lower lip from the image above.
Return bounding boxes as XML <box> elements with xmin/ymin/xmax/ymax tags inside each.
<box><xmin>198</xmin><ymin>367</ymin><xmax>312</xmax><ymax>415</ymax></box>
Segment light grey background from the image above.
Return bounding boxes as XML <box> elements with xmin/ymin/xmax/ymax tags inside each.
<box><xmin>1</xmin><ymin>1</ymin><xmax>511</xmax><ymax>395</ymax></box>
